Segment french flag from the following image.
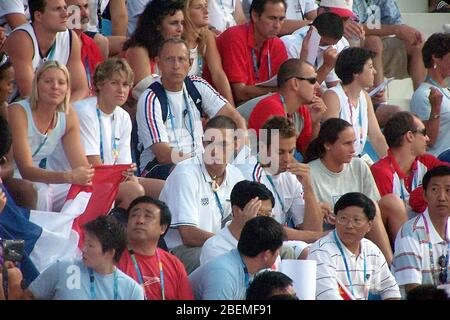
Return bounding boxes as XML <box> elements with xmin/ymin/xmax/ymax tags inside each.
<box><xmin>0</xmin><ymin>165</ymin><xmax>128</xmax><ymax>287</ymax></box>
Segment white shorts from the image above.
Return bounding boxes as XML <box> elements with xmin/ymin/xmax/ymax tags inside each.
<box><xmin>34</xmin><ymin>183</ymin><xmax>71</xmax><ymax>212</ymax></box>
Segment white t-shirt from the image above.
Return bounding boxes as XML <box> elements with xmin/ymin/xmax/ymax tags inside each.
<box><xmin>200</xmin><ymin>222</ymin><xmax>237</xmax><ymax>265</ymax></box>
<box><xmin>208</xmin><ymin>0</ymin><xmax>238</xmax><ymax>32</ymax></box>
<box><xmin>47</xmin><ymin>97</ymin><xmax>132</xmax><ymax>171</ymax></box>
<box><xmin>393</xmin><ymin>209</ymin><xmax>450</xmax><ymax>298</ymax></box>
<box><xmin>136</xmin><ymin>75</ymin><xmax>227</xmax><ymax>171</ymax></box>
<box><xmin>0</xmin><ymin>0</ymin><xmax>29</xmax><ymax>35</ymax></box>
<box><xmin>87</xmin><ymin>0</ymin><xmax>110</xmax><ymax>33</ymax></box>
<box><xmin>411</xmin><ymin>81</ymin><xmax>450</xmax><ymax>157</ymax></box>
<box><xmin>308</xmin><ymin>157</ymin><xmax>381</xmax><ymax>208</ymax></box>
<box><xmin>159</xmin><ymin>156</ymin><xmax>244</xmax><ymax>250</ymax></box>
<box><xmin>285</xmin><ymin>0</ymin><xmax>318</xmax><ymax>20</ymax></box>
<box><xmin>127</xmin><ymin>0</ymin><xmax>150</xmax><ymax>36</ymax></box>
<box><xmin>234</xmin><ymin>154</ymin><xmax>306</xmax><ymax>226</ymax></box>
<box><xmin>281</xmin><ymin>26</ymin><xmax>349</xmax><ymax>85</ymax></box>
<box><xmin>309</xmin><ymin>231</ymin><xmax>401</xmax><ymax>300</ymax></box>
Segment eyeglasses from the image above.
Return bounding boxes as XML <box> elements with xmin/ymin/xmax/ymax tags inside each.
<box><xmin>336</xmin><ymin>215</ymin><xmax>368</xmax><ymax>228</ymax></box>
<box><xmin>438</xmin><ymin>254</ymin><xmax>448</xmax><ymax>284</ymax></box>
<box><xmin>288</xmin><ymin>76</ymin><xmax>317</xmax><ymax>85</ymax></box>
<box><xmin>413</xmin><ymin>128</ymin><xmax>427</xmax><ymax>137</ymax></box>
<box><xmin>162</xmin><ymin>56</ymin><xmax>189</xmax><ymax>64</ymax></box>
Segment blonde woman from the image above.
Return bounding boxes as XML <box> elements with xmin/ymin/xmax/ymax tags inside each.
<box><xmin>183</xmin><ymin>0</ymin><xmax>235</xmax><ymax>105</ymax></box>
<box><xmin>8</xmin><ymin>60</ymin><xmax>94</xmax><ymax>211</ymax></box>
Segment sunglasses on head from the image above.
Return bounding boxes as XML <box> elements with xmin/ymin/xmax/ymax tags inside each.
<box><xmin>288</xmin><ymin>76</ymin><xmax>317</xmax><ymax>85</ymax></box>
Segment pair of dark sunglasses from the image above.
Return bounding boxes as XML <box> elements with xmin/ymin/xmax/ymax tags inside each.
<box><xmin>413</xmin><ymin>128</ymin><xmax>428</xmax><ymax>136</ymax></box>
<box><xmin>288</xmin><ymin>76</ymin><xmax>317</xmax><ymax>85</ymax></box>
<box><xmin>438</xmin><ymin>254</ymin><xmax>448</xmax><ymax>284</ymax></box>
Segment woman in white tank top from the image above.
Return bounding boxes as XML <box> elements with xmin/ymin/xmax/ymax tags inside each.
<box><xmin>7</xmin><ymin>61</ymin><xmax>94</xmax><ymax>211</ymax></box>
<box><xmin>321</xmin><ymin>47</ymin><xmax>388</xmax><ymax>161</ymax></box>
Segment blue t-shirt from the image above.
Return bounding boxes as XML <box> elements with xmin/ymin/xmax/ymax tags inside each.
<box><xmin>411</xmin><ymin>82</ymin><xmax>450</xmax><ymax>157</ymax></box>
<box><xmin>189</xmin><ymin>249</ymin><xmax>252</xmax><ymax>300</ymax></box>
<box><xmin>28</xmin><ymin>259</ymin><xmax>144</xmax><ymax>300</ymax></box>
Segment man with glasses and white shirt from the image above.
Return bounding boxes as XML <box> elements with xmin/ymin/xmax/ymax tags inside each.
<box><xmin>393</xmin><ymin>166</ymin><xmax>450</xmax><ymax>298</ymax></box>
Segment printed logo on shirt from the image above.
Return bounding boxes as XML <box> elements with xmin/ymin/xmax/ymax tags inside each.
<box><xmin>201</xmin><ymin>197</ymin><xmax>209</xmax><ymax>206</ymax></box>
<box><xmin>143</xmin><ymin>275</ymin><xmax>160</xmax><ymax>287</ymax></box>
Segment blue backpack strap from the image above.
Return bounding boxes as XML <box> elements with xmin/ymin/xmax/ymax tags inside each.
<box><xmin>149</xmin><ymin>81</ymin><xmax>169</xmax><ymax>122</ymax></box>
<box><xmin>184</xmin><ymin>76</ymin><xmax>203</xmax><ymax>115</ymax></box>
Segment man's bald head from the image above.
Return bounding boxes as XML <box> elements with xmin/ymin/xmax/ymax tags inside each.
<box><xmin>277</xmin><ymin>59</ymin><xmax>314</xmax><ymax>88</ymax></box>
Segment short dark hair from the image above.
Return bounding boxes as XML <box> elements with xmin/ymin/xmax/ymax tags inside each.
<box><xmin>422</xmin><ymin>166</ymin><xmax>450</xmax><ymax>192</ymax></box>
<box><xmin>422</xmin><ymin>33</ymin><xmax>450</xmax><ymax>69</ymax></box>
<box><xmin>335</xmin><ymin>47</ymin><xmax>375</xmax><ymax>85</ymax></box>
<box><xmin>246</xmin><ymin>271</ymin><xmax>294</xmax><ymax>300</ymax></box>
<box><xmin>312</xmin><ymin>12</ymin><xmax>344</xmax><ymax>40</ymax></box>
<box><xmin>29</xmin><ymin>0</ymin><xmax>47</xmax><ymax>22</ymax></box>
<box><xmin>157</xmin><ymin>37</ymin><xmax>190</xmax><ymax>58</ymax></box>
<box><xmin>0</xmin><ymin>116</ymin><xmax>12</xmax><ymax>159</ymax></box>
<box><xmin>407</xmin><ymin>285</ymin><xmax>450</xmax><ymax>300</ymax></box>
<box><xmin>383</xmin><ymin>112</ymin><xmax>418</xmax><ymax>148</ymax></box>
<box><xmin>205</xmin><ymin>115</ymin><xmax>237</xmax><ymax>131</ymax></box>
<box><xmin>303</xmin><ymin>118</ymin><xmax>352</xmax><ymax>163</ymax></box>
<box><xmin>333</xmin><ymin>192</ymin><xmax>376</xmax><ymax>220</ymax></box>
<box><xmin>230</xmin><ymin>180</ymin><xmax>275</xmax><ymax>210</ymax></box>
<box><xmin>250</xmin><ymin>0</ymin><xmax>286</xmax><ymax>18</ymax></box>
<box><xmin>238</xmin><ymin>216</ymin><xmax>286</xmax><ymax>257</ymax></box>
<box><xmin>83</xmin><ymin>216</ymin><xmax>127</xmax><ymax>262</ymax></box>
<box><xmin>261</xmin><ymin>116</ymin><xmax>297</xmax><ymax>147</ymax></box>
<box><xmin>126</xmin><ymin>196</ymin><xmax>172</xmax><ymax>236</ymax></box>
<box><xmin>277</xmin><ymin>59</ymin><xmax>313</xmax><ymax>88</ymax></box>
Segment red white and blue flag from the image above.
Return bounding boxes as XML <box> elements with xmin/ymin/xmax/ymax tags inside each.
<box><xmin>0</xmin><ymin>165</ymin><xmax>128</xmax><ymax>287</ymax></box>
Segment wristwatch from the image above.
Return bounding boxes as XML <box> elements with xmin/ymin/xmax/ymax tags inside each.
<box><xmin>430</xmin><ymin>113</ymin><xmax>440</xmax><ymax>119</ymax></box>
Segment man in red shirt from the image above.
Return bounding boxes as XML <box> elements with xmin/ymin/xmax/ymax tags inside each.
<box><xmin>67</xmin><ymin>0</ymin><xmax>104</xmax><ymax>96</ymax></box>
<box><xmin>371</xmin><ymin>111</ymin><xmax>448</xmax><ymax>243</ymax></box>
<box><xmin>214</xmin><ymin>0</ymin><xmax>288</xmax><ymax>105</ymax></box>
<box><xmin>117</xmin><ymin>196</ymin><xmax>194</xmax><ymax>300</ymax></box>
<box><xmin>248</xmin><ymin>59</ymin><xmax>326</xmax><ymax>154</ymax></box>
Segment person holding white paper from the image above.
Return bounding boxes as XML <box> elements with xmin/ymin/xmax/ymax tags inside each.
<box><xmin>308</xmin><ymin>192</ymin><xmax>400</xmax><ymax>300</ymax></box>
<box><xmin>281</xmin><ymin>12</ymin><xmax>347</xmax><ymax>89</ymax></box>
<box><xmin>322</xmin><ymin>47</ymin><xmax>388</xmax><ymax>160</ymax></box>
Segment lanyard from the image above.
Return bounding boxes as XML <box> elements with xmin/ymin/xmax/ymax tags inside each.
<box><xmin>333</xmin><ymin>230</ymin><xmax>367</xmax><ymax>299</ymax></box>
<box><xmin>265</xmin><ymin>174</ymin><xmax>288</xmax><ymax>222</ymax></box>
<box><xmin>37</xmin><ymin>38</ymin><xmax>56</xmax><ymax>64</ymax></box>
<box><xmin>251</xmin><ymin>47</ymin><xmax>271</xmax><ymax>81</ymax></box>
<box><xmin>199</xmin><ymin>158</ymin><xmax>226</xmax><ymax>224</ymax></box>
<box><xmin>167</xmin><ymin>87</ymin><xmax>196</xmax><ymax>153</ymax></box>
<box><xmin>197</xmin><ymin>54</ymin><xmax>203</xmax><ymax>77</ymax></box>
<box><xmin>96</xmin><ymin>107</ymin><xmax>118</xmax><ymax>164</ymax></box>
<box><xmin>239</xmin><ymin>253</ymin><xmax>250</xmax><ymax>289</ymax></box>
<box><xmin>129</xmin><ymin>249</ymin><xmax>165</xmax><ymax>300</ymax></box>
<box><xmin>97</xmin><ymin>0</ymin><xmax>103</xmax><ymax>33</ymax></box>
<box><xmin>426</xmin><ymin>76</ymin><xmax>450</xmax><ymax>101</ymax></box>
<box><xmin>343</xmin><ymin>89</ymin><xmax>364</xmax><ymax>151</ymax></box>
<box><xmin>422</xmin><ymin>214</ymin><xmax>449</xmax><ymax>285</ymax></box>
<box><xmin>88</xmin><ymin>268</ymin><xmax>118</xmax><ymax>300</ymax></box>
<box><xmin>279</xmin><ymin>94</ymin><xmax>288</xmax><ymax>115</ymax></box>
<box><xmin>296</xmin><ymin>0</ymin><xmax>305</xmax><ymax>19</ymax></box>
<box><xmin>84</xmin><ymin>57</ymin><xmax>92</xmax><ymax>94</ymax></box>
<box><xmin>32</xmin><ymin>112</ymin><xmax>56</xmax><ymax>157</ymax></box>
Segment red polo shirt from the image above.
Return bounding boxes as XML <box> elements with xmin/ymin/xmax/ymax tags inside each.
<box><xmin>248</xmin><ymin>93</ymin><xmax>313</xmax><ymax>154</ymax></box>
<box><xmin>371</xmin><ymin>149</ymin><xmax>448</xmax><ymax>212</ymax></box>
<box><xmin>80</xmin><ymin>32</ymin><xmax>104</xmax><ymax>95</ymax></box>
<box><xmin>212</xmin><ymin>22</ymin><xmax>287</xmax><ymax>86</ymax></box>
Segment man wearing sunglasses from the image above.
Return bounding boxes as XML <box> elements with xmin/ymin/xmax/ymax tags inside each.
<box><xmin>371</xmin><ymin>112</ymin><xmax>449</xmax><ymax>244</ymax></box>
<box><xmin>249</xmin><ymin>58</ymin><xmax>326</xmax><ymax>154</ymax></box>
<box><xmin>393</xmin><ymin>165</ymin><xmax>450</xmax><ymax>298</ymax></box>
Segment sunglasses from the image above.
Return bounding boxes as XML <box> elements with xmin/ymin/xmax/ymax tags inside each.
<box><xmin>288</xmin><ymin>76</ymin><xmax>317</xmax><ymax>85</ymax></box>
<box><xmin>438</xmin><ymin>254</ymin><xmax>448</xmax><ymax>284</ymax></box>
<box><xmin>413</xmin><ymin>128</ymin><xmax>427</xmax><ymax>136</ymax></box>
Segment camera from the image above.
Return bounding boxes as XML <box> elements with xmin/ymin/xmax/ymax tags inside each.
<box><xmin>1</xmin><ymin>240</ymin><xmax>25</xmax><ymax>264</ymax></box>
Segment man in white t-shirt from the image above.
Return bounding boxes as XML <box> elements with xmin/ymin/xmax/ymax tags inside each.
<box><xmin>0</xmin><ymin>0</ymin><xmax>29</xmax><ymax>35</ymax></box>
<box><xmin>200</xmin><ymin>180</ymin><xmax>275</xmax><ymax>265</ymax></box>
<box><xmin>235</xmin><ymin>116</ymin><xmax>325</xmax><ymax>245</ymax></box>
<box><xmin>136</xmin><ymin>38</ymin><xmax>246</xmax><ymax>180</ymax></box>
<box><xmin>159</xmin><ymin>115</ymin><xmax>244</xmax><ymax>274</ymax></box>
<box><xmin>208</xmin><ymin>0</ymin><xmax>246</xmax><ymax>34</ymax></box>
<box><xmin>281</xmin><ymin>12</ymin><xmax>347</xmax><ymax>89</ymax></box>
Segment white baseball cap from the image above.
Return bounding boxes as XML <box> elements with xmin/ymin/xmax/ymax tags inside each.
<box><xmin>319</xmin><ymin>0</ymin><xmax>357</xmax><ymax>18</ymax></box>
